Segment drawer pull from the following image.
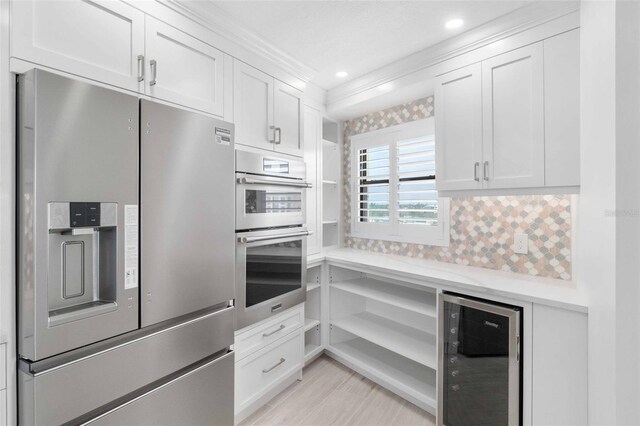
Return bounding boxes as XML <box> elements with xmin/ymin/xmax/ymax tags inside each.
<box><xmin>263</xmin><ymin>324</ymin><xmax>285</xmax><ymax>337</ymax></box>
<box><xmin>262</xmin><ymin>358</ymin><xmax>285</xmax><ymax>373</ymax></box>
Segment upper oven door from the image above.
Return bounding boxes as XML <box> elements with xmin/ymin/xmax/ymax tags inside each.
<box><xmin>236</xmin><ymin>173</ymin><xmax>310</xmax><ymax>230</ymax></box>
<box><xmin>235</xmin><ymin>228</ymin><xmax>308</xmax><ymax>330</ymax></box>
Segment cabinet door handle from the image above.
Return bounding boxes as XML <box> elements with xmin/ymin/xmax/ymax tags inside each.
<box><xmin>137</xmin><ymin>55</ymin><xmax>145</xmax><ymax>82</ymax></box>
<box><xmin>474</xmin><ymin>162</ymin><xmax>480</xmax><ymax>182</ymax></box>
<box><xmin>262</xmin><ymin>324</ymin><xmax>285</xmax><ymax>337</ymax></box>
<box><xmin>269</xmin><ymin>125</ymin><xmax>276</xmax><ymax>144</ymax></box>
<box><xmin>149</xmin><ymin>60</ymin><xmax>157</xmax><ymax>86</ymax></box>
<box><xmin>483</xmin><ymin>161</ymin><xmax>489</xmax><ymax>181</ymax></box>
<box><xmin>262</xmin><ymin>358</ymin><xmax>285</xmax><ymax>373</ymax></box>
<box><xmin>275</xmin><ymin>127</ymin><xmax>282</xmax><ymax>144</ymax></box>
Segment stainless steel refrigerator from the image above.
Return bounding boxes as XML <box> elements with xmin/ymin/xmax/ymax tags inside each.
<box><xmin>17</xmin><ymin>69</ymin><xmax>235</xmax><ymax>425</ymax></box>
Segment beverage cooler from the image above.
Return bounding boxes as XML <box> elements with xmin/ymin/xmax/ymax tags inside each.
<box><xmin>438</xmin><ymin>293</ymin><xmax>523</xmax><ymax>426</ymax></box>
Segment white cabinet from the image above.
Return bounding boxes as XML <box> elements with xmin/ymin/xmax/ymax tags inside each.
<box><xmin>11</xmin><ymin>0</ymin><xmax>145</xmax><ymax>91</ymax></box>
<box><xmin>274</xmin><ymin>80</ymin><xmax>304</xmax><ymax>156</ymax></box>
<box><xmin>234</xmin><ymin>60</ymin><xmax>304</xmax><ymax>157</ymax></box>
<box><xmin>544</xmin><ymin>29</ymin><xmax>580</xmax><ymax>187</ymax></box>
<box><xmin>234</xmin><ymin>61</ymin><xmax>275</xmax><ymax>149</ymax></box>
<box><xmin>435</xmin><ymin>34</ymin><xmax>579</xmax><ymax>193</ymax></box>
<box><xmin>145</xmin><ymin>17</ymin><xmax>226</xmax><ymax>117</ymax></box>
<box><xmin>234</xmin><ymin>305</ymin><xmax>304</xmax><ymax>422</ymax></box>
<box><xmin>482</xmin><ymin>44</ymin><xmax>544</xmax><ymax>189</ymax></box>
<box><xmin>434</xmin><ymin>64</ymin><xmax>483</xmax><ymax>191</ymax></box>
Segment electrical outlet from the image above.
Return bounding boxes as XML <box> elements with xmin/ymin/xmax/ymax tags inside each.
<box><xmin>514</xmin><ymin>233</ymin><xmax>529</xmax><ymax>254</ymax></box>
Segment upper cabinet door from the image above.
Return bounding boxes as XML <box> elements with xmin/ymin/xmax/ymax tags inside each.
<box><xmin>274</xmin><ymin>80</ymin><xmax>304</xmax><ymax>157</ymax></box>
<box><xmin>482</xmin><ymin>44</ymin><xmax>545</xmax><ymax>189</ymax></box>
<box><xmin>145</xmin><ymin>17</ymin><xmax>225</xmax><ymax>117</ymax></box>
<box><xmin>233</xmin><ymin>60</ymin><xmax>275</xmax><ymax>150</ymax></box>
<box><xmin>544</xmin><ymin>29</ymin><xmax>580</xmax><ymax>187</ymax></box>
<box><xmin>434</xmin><ymin>63</ymin><xmax>483</xmax><ymax>191</ymax></box>
<box><xmin>11</xmin><ymin>0</ymin><xmax>145</xmax><ymax>92</ymax></box>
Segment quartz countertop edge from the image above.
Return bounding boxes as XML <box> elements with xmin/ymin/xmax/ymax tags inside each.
<box><xmin>308</xmin><ymin>248</ymin><xmax>588</xmax><ymax>313</ymax></box>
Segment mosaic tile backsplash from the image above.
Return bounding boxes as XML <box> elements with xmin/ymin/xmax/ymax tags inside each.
<box><xmin>342</xmin><ymin>96</ymin><xmax>573</xmax><ymax>280</ymax></box>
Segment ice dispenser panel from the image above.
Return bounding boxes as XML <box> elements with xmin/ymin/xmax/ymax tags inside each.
<box><xmin>48</xmin><ymin>202</ymin><xmax>118</xmax><ymax>327</ymax></box>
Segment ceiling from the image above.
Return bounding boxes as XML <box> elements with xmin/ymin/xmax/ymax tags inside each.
<box><xmin>207</xmin><ymin>0</ymin><xmax>533</xmax><ymax>90</ymax></box>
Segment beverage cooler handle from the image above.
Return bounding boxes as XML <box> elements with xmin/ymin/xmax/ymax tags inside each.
<box><xmin>237</xmin><ymin>230</ymin><xmax>312</xmax><ymax>244</ymax></box>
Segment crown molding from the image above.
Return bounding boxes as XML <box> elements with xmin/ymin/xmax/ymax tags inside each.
<box><xmin>161</xmin><ymin>0</ymin><xmax>317</xmax><ymax>84</ymax></box>
<box><xmin>327</xmin><ymin>1</ymin><xmax>580</xmax><ymax>106</ymax></box>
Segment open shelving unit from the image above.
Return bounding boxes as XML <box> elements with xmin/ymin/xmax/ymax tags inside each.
<box><xmin>321</xmin><ymin>118</ymin><xmax>340</xmax><ymax>249</ymax></box>
<box><xmin>327</xmin><ymin>266</ymin><xmax>438</xmax><ymax>415</ymax></box>
<box><xmin>304</xmin><ymin>264</ymin><xmax>323</xmax><ymax>364</ymax></box>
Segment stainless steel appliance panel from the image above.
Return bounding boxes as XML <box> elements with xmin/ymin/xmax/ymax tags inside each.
<box><xmin>19</xmin><ymin>307</ymin><xmax>233</xmax><ymax>425</ymax></box>
<box><xmin>17</xmin><ymin>69</ymin><xmax>139</xmax><ymax>361</ymax></box>
<box><xmin>438</xmin><ymin>293</ymin><xmax>522</xmax><ymax>426</ymax></box>
<box><xmin>235</xmin><ymin>151</ymin><xmax>310</xmax><ymax>231</ymax></box>
<box><xmin>235</xmin><ymin>227</ymin><xmax>307</xmax><ymax>329</ymax></box>
<box><xmin>83</xmin><ymin>352</ymin><xmax>234</xmax><ymax>426</ymax></box>
<box><xmin>140</xmin><ymin>100</ymin><xmax>235</xmax><ymax>327</ymax></box>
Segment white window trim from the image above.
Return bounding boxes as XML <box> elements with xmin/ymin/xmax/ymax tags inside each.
<box><xmin>350</xmin><ymin>118</ymin><xmax>450</xmax><ymax>247</ymax></box>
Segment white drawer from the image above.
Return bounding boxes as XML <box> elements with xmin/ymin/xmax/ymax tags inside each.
<box><xmin>235</xmin><ymin>305</ymin><xmax>304</xmax><ymax>360</ymax></box>
<box><xmin>235</xmin><ymin>330</ymin><xmax>303</xmax><ymax>412</ymax></box>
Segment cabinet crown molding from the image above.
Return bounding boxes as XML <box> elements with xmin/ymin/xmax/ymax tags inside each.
<box><xmin>164</xmin><ymin>0</ymin><xmax>317</xmax><ymax>84</ymax></box>
<box><xmin>326</xmin><ymin>1</ymin><xmax>579</xmax><ymax>107</ymax></box>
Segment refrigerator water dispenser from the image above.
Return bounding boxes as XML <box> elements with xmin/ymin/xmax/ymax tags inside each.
<box><xmin>47</xmin><ymin>202</ymin><xmax>119</xmax><ymax>327</ymax></box>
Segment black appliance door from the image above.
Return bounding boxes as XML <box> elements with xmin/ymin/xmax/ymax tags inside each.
<box><xmin>438</xmin><ymin>293</ymin><xmax>522</xmax><ymax>426</ymax></box>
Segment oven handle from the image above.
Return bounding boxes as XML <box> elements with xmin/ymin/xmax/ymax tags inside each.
<box><xmin>237</xmin><ymin>230</ymin><xmax>312</xmax><ymax>244</ymax></box>
<box><xmin>236</xmin><ymin>176</ymin><xmax>312</xmax><ymax>188</ymax></box>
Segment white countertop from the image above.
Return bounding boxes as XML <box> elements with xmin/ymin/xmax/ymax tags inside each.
<box><xmin>308</xmin><ymin>248</ymin><xmax>588</xmax><ymax>313</ymax></box>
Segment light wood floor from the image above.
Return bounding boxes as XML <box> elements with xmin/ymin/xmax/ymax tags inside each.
<box><xmin>239</xmin><ymin>355</ymin><xmax>436</xmax><ymax>426</ymax></box>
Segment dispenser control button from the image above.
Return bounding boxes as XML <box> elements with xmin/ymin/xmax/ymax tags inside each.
<box><xmin>69</xmin><ymin>203</ymin><xmax>86</xmax><ymax>227</ymax></box>
<box><xmin>70</xmin><ymin>203</ymin><xmax>101</xmax><ymax>227</ymax></box>
<box><xmin>86</xmin><ymin>202</ymin><xmax>101</xmax><ymax>215</ymax></box>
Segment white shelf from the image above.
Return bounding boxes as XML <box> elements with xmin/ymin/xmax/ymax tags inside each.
<box><xmin>304</xmin><ymin>318</ymin><xmax>320</xmax><ymax>332</ymax></box>
<box><xmin>329</xmin><ymin>338</ymin><xmax>436</xmax><ymax>414</ymax></box>
<box><xmin>307</xmin><ymin>282</ymin><xmax>320</xmax><ymax>292</ymax></box>
<box><xmin>331</xmin><ymin>312</ymin><xmax>436</xmax><ymax>369</ymax></box>
<box><xmin>322</xmin><ymin>179</ymin><xmax>338</xmax><ymax>185</ymax></box>
<box><xmin>322</xmin><ymin>138</ymin><xmax>337</xmax><ymax>146</ymax></box>
<box><xmin>304</xmin><ymin>343</ymin><xmax>323</xmax><ymax>362</ymax></box>
<box><xmin>322</xmin><ymin>220</ymin><xmax>338</xmax><ymax>225</ymax></box>
<box><xmin>331</xmin><ymin>278</ymin><xmax>437</xmax><ymax>318</ymax></box>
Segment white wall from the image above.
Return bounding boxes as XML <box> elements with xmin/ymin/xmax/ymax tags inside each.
<box><xmin>579</xmin><ymin>1</ymin><xmax>640</xmax><ymax>424</ymax></box>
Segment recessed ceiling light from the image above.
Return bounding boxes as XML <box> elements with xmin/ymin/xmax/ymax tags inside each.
<box><xmin>445</xmin><ymin>18</ymin><xmax>464</xmax><ymax>30</ymax></box>
<box><xmin>335</xmin><ymin>71</ymin><xmax>349</xmax><ymax>78</ymax></box>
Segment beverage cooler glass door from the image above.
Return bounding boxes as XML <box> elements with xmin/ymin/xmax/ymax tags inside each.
<box><xmin>438</xmin><ymin>293</ymin><xmax>522</xmax><ymax>426</ymax></box>
<box><xmin>235</xmin><ymin>228</ymin><xmax>308</xmax><ymax>329</ymax></box>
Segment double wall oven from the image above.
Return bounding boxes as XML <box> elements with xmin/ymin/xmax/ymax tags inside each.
<box><xmin>235</xmin><ymin>151</ymin><xmax>311</xmax><ymax>329</ymax></box>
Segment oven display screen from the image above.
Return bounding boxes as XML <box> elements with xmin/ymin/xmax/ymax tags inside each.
<box><xmin>263</xmin><ymin>158</ymin><xmax>289</xmax><ymax>174</ymax></box>
<box><xmin>245</xmin><ymin>189</ymin><xmax>302</xmax><ymax>214</ymax></box>
<box><xmin>245</xmin><ymin>240</ymin><xmax>302</xmax><ymax>307</ymax></box>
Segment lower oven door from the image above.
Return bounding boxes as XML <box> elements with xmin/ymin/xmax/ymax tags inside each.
<box><xmin>235</xmin><ymin>228</ymin><xmax>308</xmax><ymax>330</ymax></box>
<box><xmin>438</xmin><ymin>293</ymin><xmax>522</xmax><ymax>426</ymax></box>
<box><xmin>236</xmin><ymin>173</ymin><xmax>310</xmax><ymax>231</ymax></box>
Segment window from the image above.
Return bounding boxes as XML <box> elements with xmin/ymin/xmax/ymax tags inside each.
<box><xmin>351</xmin><ymin>118</ymin><xmax>449</xmax><ymax>246</ymax></box>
